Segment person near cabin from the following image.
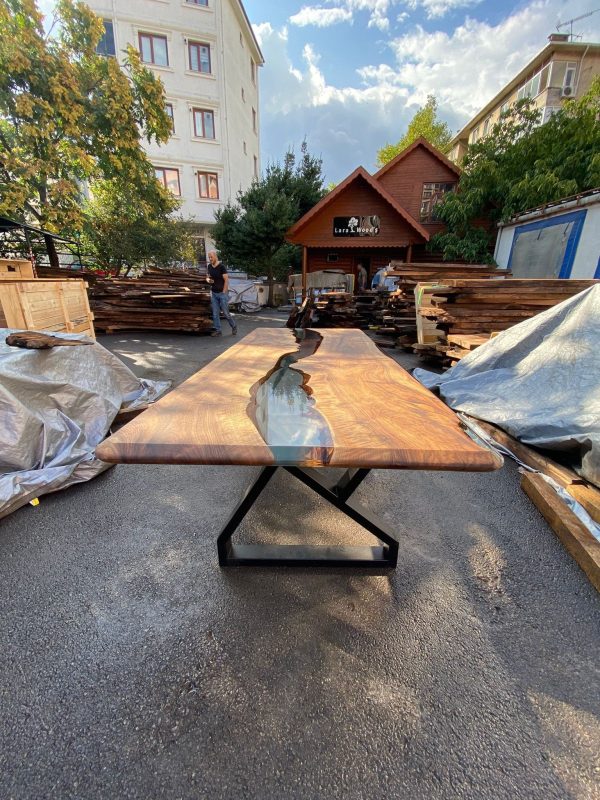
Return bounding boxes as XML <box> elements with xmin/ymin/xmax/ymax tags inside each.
<box><xmin>357</xmin><ymin>263</ymin><xmax>368</xmax><ymax>292</ymax></box>
<box><xmin>371</xmin><ymin>265</ymin><xmax>388</xmax><ymax>291</ymax></box>
<box><xmin>207</xmin><ymin>250</ymin><xmax>237</xmax><ymax>337</ymax></box>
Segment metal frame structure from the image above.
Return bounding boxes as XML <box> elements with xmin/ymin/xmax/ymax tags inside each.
<box><xmin>217</xmin><ymin>466</ymin><xmax>399</xmax><ymax>570</ymax></box>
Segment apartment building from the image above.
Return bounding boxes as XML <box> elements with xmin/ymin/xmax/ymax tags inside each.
<box><xmin>448</xmin><ymin>34</ymin><xmax>600</xmax><ymax>164</ymax></box>
<box><xmin>90</xmin><ymin>0</ymin><xmax>263</xmax><ymax>259</ymax></box>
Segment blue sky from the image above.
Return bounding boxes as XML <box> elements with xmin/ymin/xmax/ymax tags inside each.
<box><xmin>246</xmin><ymin>0</ymin><xmax>600</xmax><ymax>182</ymax></box>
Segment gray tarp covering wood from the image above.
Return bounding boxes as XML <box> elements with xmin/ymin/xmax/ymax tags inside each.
<box><xmin>0</xmin><ymin>330</ymin><xmax>169</xmax><ymax>518</ymax></box>
<box><xmin>414</xmin><ymin>285</ymin><xmax>600</xmax><ymax>488</ymax></box>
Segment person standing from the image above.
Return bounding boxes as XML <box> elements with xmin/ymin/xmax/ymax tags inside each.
<box><xmin>357</xmin><ymin>262</ymin><xmax>367</xmax><ymax>292</ymax></box>
<box><xmin>207</xmin><ymin>250</ymin><xmax>237</xmax><ymax>336</ymax></box>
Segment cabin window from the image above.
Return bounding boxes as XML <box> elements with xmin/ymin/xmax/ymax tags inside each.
<box><xmin>420</xmin><ymin>182</ymin><xmax>455</xmax><ymax>223</ymax></box>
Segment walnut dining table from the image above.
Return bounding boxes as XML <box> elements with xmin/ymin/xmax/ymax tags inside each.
<box><xmin>95</xmin><ymin>328</ymin><xmax>502</xmax><ymax>571</ymax></box>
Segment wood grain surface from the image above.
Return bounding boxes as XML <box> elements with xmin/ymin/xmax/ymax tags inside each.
<box><xmin>95</xmin><ymin>328</ymin><xmax>502</xmax><ymax>471</ymax></box>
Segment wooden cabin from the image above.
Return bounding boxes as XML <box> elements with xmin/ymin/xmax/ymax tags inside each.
<box><xmin>286</xmin><ymin>137</ymin><xmax>461</xmax><ymax>287</ymax></box>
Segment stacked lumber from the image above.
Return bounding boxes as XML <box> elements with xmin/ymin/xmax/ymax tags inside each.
<box><xmin>312</xmin><ymin>291</ymin><xmax>364</xmax><ymax>328</ymax></box>
<box><xmin>354</xmin><ymin>291</ymin><xmax>387</xmax><ymax>328</ymax></box>
<box><xmin>89</xmin><ymin>270</ymin><xmax>213</xmax><ymax>333</ymax></box>
<box><xmin>418</xmin><ymin>279</ymin><xmax>599</xmax><ymax>364</ymax></box>
<box><xmin>380</xmin><ymin>263</ymin><xmax>509</xmax><ymax>350</ymax></box>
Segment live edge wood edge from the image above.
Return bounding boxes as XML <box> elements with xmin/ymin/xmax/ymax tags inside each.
<box><xmin>95</xmin><ymin>328</ymin><xmax>502</xmax><ymax>472</ymax></box>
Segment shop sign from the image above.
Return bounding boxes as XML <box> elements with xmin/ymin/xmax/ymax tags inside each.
<box><xmin>333</xmin><ymin>215</ymin><xmax>380</xmax><ymax>237</ymax></box>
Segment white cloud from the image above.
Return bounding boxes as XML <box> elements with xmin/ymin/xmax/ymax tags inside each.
<box><xmin>253</xmin><ymin>21</ymin><xmax>412</xmax><ymax>179</ymax></box>
<box><xmin>405</xmin><ymin>0</ymin><xmax>482</xmax><ymax>19</ymax></box>
<box><xmin>288</xmin><ymin>0</ymin><xmax>393</xmax><ymax>32</ymax></box>
<box><xmin>254</xmin><ymin>0</ymin><xmax>600</xmax><ymax>181</ymax></box>
<box><xmin>289</xmin><ymin>6</ymin><xmax>353</xmax><ymax>27</ymax></box>
<box><xmin>387</xmin><ymin>0</ymin><xmax>600</xmax><ymax>116</ymax></box>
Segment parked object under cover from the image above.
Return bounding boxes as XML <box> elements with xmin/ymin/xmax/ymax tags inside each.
<box><xmin>414</xmin><ymin>286</ymin><xmax>600</xmax><ymax>487</ymax></box>
<box><xmin>0</xmin><ymin>330</ymin><xmax>169</xmax><ymax>519</ymax></box>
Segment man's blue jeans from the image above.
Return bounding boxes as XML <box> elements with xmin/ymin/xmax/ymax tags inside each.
<box><xmin>211</xmin><ymin>291</ymin><xmax>236</xmax><ymax>332</ymax></box>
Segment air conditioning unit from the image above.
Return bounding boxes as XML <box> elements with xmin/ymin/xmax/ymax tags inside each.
<box><xmin>561</xmin><ymin>85</ymin><xmax>574</xmax><ymax>97</ymax></box>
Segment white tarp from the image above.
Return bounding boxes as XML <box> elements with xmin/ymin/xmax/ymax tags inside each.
<box><xmin>0</xmin><ymin>330</ymin><xmax>169</xmax><ymax>518</ymax></box>
<box><xmin>228</xmin><ymin>279</ymin><xmax>262</xmax><ymax>312</ymax></box>
<box><xmin>414</xmin><ymin>285</ymin><xmax>600</xmax><ymax>487</ymax></box>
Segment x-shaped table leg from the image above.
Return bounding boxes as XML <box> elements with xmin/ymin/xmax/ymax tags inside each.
<box><xmin>217</xmin><ymin>466</ymin><xmax>398</xmax><ymax>570</ymax></box>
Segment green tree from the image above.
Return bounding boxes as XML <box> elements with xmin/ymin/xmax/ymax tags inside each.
<box><xmin>377</xmin><ymin>95</ymin><xmax>452</xmax><ymax>167</ymax></box>
<box><xmin>212</xmin><ymin>142</ymin><xmax>326</xmax><ymax>305</ymax></box>
<box><xmin>0</xmin><ymin>0</ymin><xmax>172</xmax><ymax>267</ymax></box>
<box><xmin>81</xmin><ymin>181</ymin><xmax>195</xmax><ymax>275</ymax></box>
<box><xmin>431</xmin><ymin>81</ymin><xmax>600</xmax><ymax>263</ymax></box>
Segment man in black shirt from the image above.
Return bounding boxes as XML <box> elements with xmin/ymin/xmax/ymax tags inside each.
<box><xmin>207</xmin><ymin>250</ymin><xmax>237</xmax><ymax>336</ymax></box>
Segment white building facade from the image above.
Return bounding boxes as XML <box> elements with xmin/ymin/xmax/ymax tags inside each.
<box><xmin>89</xmin><ymin>0</ymin><xmax>263</xmax><ymax>261</ymax></box>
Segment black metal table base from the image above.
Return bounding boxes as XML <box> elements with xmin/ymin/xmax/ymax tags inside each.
<box><xmin>217</xmin><ymin>466</ymin><xmax>398</xmax><ymax>570</ymax></box>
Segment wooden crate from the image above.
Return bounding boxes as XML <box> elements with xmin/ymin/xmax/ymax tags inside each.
<box><xmin>0</xmin><ymin>258</ymin><xmax>35</xmax><ymax>280</ymax></box>
<box><xmin>0</xmin><ymin>279</ymin><xmax>95</xmax><ymax>338</ymax></box>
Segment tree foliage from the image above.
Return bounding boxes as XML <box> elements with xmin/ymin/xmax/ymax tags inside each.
<box><xmin>431</xmin><ymin>80</ymin><xmax>600</xmax><ymax>263</ymax></box>
<box><xmin>80</xmin><ymin>181</ymin><xmax>196</xmax><ymax>275</ymax></box>
<box><xmin>377</xmin><ymin>95</ymin><xmax>452</xmax><ymax>167</ymax></box>
<box><xmin>0</xmin><ymin>0</ymin><xmax>174</xmax><ymax>266</ymax></box>
<box><xmin>212</xmin><ymin>142</ymin><xmax>326</xmax><ymax>304</ymax></box>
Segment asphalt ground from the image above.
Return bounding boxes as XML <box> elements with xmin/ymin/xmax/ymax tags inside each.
<box><xmin>0</xmin><ymin>309</ymin><xmax>599</xmax><ymax>800</ymax></box>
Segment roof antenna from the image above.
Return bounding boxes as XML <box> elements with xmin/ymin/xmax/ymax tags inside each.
<box><xmin>556</xmin><ymin>8</ymin><xmax>600</xmax><ymax>40</ymax></box>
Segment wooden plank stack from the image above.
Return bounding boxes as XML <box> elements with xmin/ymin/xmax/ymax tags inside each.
<box><xmin>380</xmin><ymin>262</ymin><xmax>510</xmax><ymax>349</ymax></box>
<box><xmin>417</xmin><ymin>278</ymin><xmax>599</xmax><ymax>364</ymax></box>
<box><xmin>89</xmin><ymin>270</ymin><xmax>213</xmax><ymax>334</ymax></box>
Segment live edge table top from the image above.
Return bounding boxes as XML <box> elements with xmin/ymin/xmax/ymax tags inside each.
<box><xmin>95</xmin><ymin>328</ymin><xmax>501</xmax><ymax>472</ymax></box>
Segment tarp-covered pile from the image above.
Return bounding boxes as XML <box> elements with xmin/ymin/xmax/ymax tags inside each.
<box><xmin>0</xmin><ymin>331</ymin><xmax>169</xmax><ymax>518</ymax></box>
<box><xmin>414</xmin><ymin>286</ymin><xmax>600</xmax><ymax>488</ymax></box>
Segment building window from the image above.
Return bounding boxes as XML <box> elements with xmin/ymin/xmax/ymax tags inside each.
<box><xmin>193</xmin><ymin>108</ymin><xmax>215</xmax><ymax>139</ymax></box>
<box><xmin>500</xmin><ymin>101</ymin><xmax>510</xmax><ymax>115</ymax></box>
<box><xmin>250</xmin><ymin>58</ymin><xmax>256</xmax><ymax>84</ymax></box>
<box><xmin>186</xmin><ymin>0</ymin><xmax>208</xmax><ymax>5</ymax></box>
<box><xmin>482</xmin><ymin>116</ymin><xmax>491</xmax><ymax>137</ymax></box>
<box><xmin>326</xmin><ymin>254</ymin><xmax>339</xmax><ymax>263</ymax></box>
<box><xmin>420</xmin><ymin>182</ymin><xmax>455</xmax><ymax>223</ymax></box>
<box><xmin>470</xmin><ymin>126</ymin><xmax>480</xmax><ymax>144</ymax></box>
<box><xmin>165</xmin><ymin>103</ymin><xmax>174</xmax><ymax>133</ymax></box>
<box><xmin>253</xmin><ymin>156</ymin><xmax>258</xmax><ymax>178</ymax></box>
<box><xmin>198</xmin><ymin>171</ymin><xmax>219</xmax><ymax>199</ymax></box>
<box><xmin>563</xmin><ymin>62</ymin><xmax>577</xmax><ymax>95</ymax></box>
<box><xmin>96</xmin><ymin>20</ymin><xmax>116</xmax><ymax>57</ymax></box>
<box><xmin>252</xmin><ymin>107</ymin><xmax>256</xmax><ymax>133</ymax></box>
<box><xmin>155</xmin><ymin>167</ymin><xmax>181</xmax><ymax>196</ymax></box>
<box><xmin>139</xmin><ymin>32</ymin><xmax>168</xmax><ymax>67</ymax></box>
<box><xmin>188</xmin><ymin>41</ymin><xmax>211</xmax><ymax>73</ymax></box>
<box><xmin>517</xmin><ymin>63</ymin><xmax>551</xmax><ymax>102</ymax></box>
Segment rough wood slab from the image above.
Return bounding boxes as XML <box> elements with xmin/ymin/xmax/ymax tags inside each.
<box><xmin>521</xmin><ymin>472</ymin><xmax>600</xmax><ymax>593</ymax></box>
<box><xmin>475</xmin><ymin>420</ymin><xmax>600</xmax><ymax>524</ymax></box>
<box><xmin>5</xmin><ymin>331</ymin><xmax>93</xmax><ymax>349</ymax></box>
<box><xmin>96</xmin><ymin>328</ymin><xmax>502</xmax><ymax>471</ymax></box>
